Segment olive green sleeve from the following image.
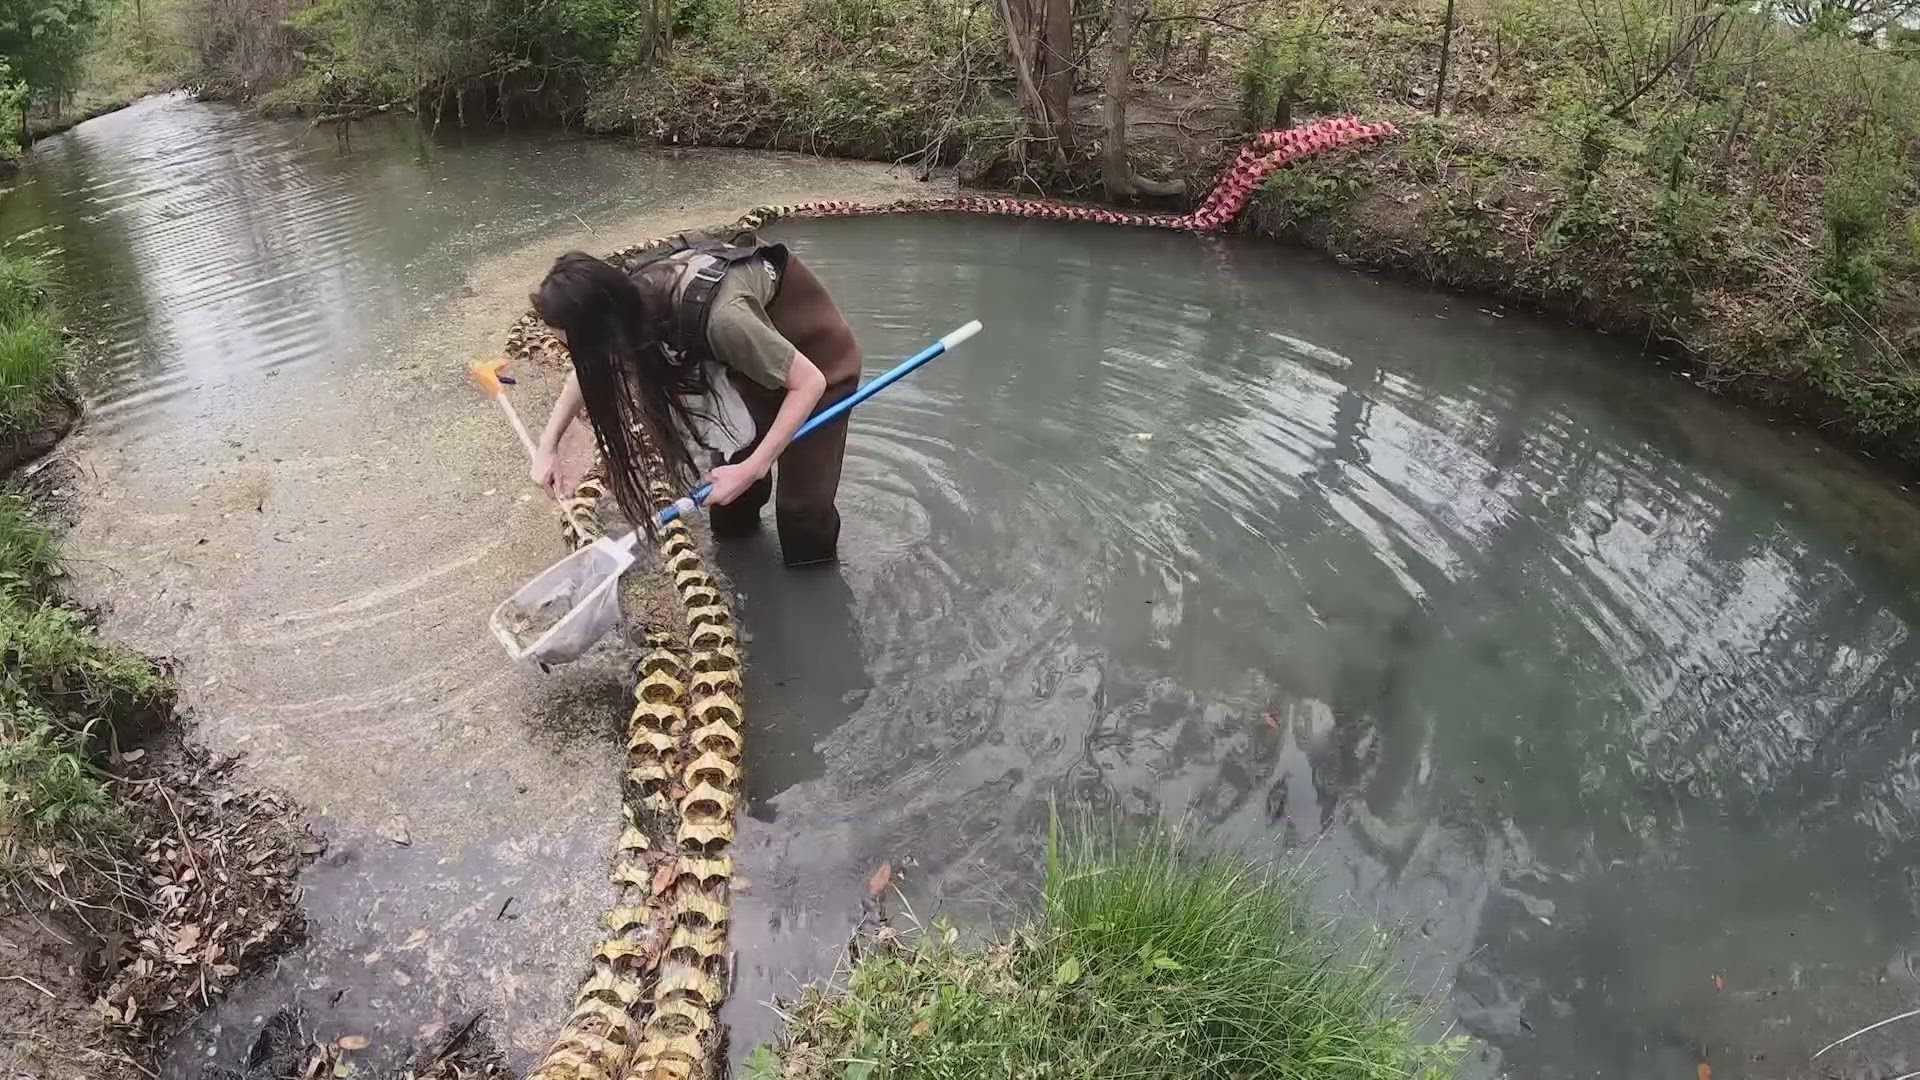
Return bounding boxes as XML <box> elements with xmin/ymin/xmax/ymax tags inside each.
<box><xmin>706</xmin><ymin>293</ymin><xmax>795</xmax><ymax>391</ymax></box>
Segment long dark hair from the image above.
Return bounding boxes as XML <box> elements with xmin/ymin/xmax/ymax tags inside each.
<box><xmin>531</xmin><ymin>252</ymin><xmax>714</xmax><ymax>533</ymax></box>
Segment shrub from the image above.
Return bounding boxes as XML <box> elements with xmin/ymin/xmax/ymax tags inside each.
<box><xmin>1817</xmin><ymin>134</ymin><xmax>1903</xmax><ymax>323</ymax></box>
<box><xmin>1255</xmin><ymin>157</ymin><xmax>1370</xmax><ymax>232</ymax></box>
<box><xmin>1239</xmin><ymin>1</ymin><xmax>1360</xmax><ymax>131</ymax></box>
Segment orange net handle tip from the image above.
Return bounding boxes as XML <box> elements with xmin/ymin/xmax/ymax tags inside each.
<box><xmin>469</xmin><ymin>358</ymin><xmax>511</xmax><ymax>397</ymax></box>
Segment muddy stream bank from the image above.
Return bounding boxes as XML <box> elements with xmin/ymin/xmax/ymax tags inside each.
<box><xmin>8</xmin><ymin>93</ymin><xmax>1920</xmax><ymax>1080</ymax></box>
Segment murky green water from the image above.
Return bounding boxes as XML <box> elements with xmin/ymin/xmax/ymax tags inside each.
<box><xmin>733</xmin><ymin>221</ymin><xmax>1920</xmax><ymax>1077</ymax></box>
<box><xmin>10</xmin><ymin>94</ymin><xmax>1920</xmax><ymax>1079</ymax></box>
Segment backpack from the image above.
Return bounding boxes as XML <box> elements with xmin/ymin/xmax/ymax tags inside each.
<box><xmin>621</xmin><ymin>229</ymin><xmax>790</xmax><ymax>365</ymax></box>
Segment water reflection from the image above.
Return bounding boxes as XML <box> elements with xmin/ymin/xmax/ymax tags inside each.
<box><xmin>735</xmin><ymin>215</ymin><xmax>1920</xmax><ymax>1077</ymax></box>
<box><xmin>0</xmin><ymin>92</ymin><xmax>670</xmax><ymax>434</ymax></box>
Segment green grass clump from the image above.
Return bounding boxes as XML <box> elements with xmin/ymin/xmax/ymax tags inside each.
<box><xmin>0</xmin><ymin>256</ymin><xmax>163</xmax><ymax>892</ymax></box>
<box><xmin>0</xmin><ymin>255</ymin><xmax>48</xmax><ymax>325</ymax></box>
<box><xmin>0</xmin><ymin>492</ymin><xmax>60</xmax><ymax>601</ymax></box>
<box><xmin>0</xmin><ymin>493</ymin><xmax>167</xmax><ymax>880</ymax></box>
<box><xmin>0</xmin><ymin>253</ymin><xmax>68</xmax><ymax>441</ymax></box>
<box><xmin>0</xmin><ymin>700</ymin><xmax>128</xmax><ymax>857</ymax></box>
<box><xmin>760</xmin><ymin>821</ymin><xmax>1458</xmax><ymax>1080</ymax></box>
<box><xmin>0</xmin><ymin>599</ymin><xmax>171</xmax><ymax>725</ymax></box>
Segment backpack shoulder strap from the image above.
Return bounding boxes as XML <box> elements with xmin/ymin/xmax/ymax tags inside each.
<box><xmin>674</xmin><ymin>235</ymin><xmax>785</xmax><ymax>357</ymax></box>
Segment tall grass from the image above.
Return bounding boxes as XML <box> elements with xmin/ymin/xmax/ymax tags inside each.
<box><xmin>0</xmin><ymin>285</ymin><xmax>166</xmax><ymax>870</ymax></box>
<box><xmin>764</xmin><ymin>821</ymin><xmax>1457</xmax><ymax>1079</ymax></box>
<box><xmin>0</xmin><ymin>253</ymin><xmax>67</xmax><ymax>440</ymax></box>
<box><xmin>0</xmin><ymin>701</ymin><xmax>128</xmax><ymax>860</ymax></box>
<box><xmin>0</xmin><ymin>492</ymin><xmax>60</xmax><ymax>601</ymax></box>
<box><xmin>0</xmin><ymin>495</ymin><xmax>163</xmax><ymax>870</ymax></box>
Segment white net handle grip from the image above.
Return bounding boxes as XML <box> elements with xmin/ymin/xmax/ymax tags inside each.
<box><xmin>940</xmin><ymin>320</ymin><xmax>983</xmax><ymax>350</ymax></box>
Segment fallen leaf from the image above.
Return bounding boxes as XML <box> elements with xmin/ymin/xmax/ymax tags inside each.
<box><xmin>1053</xmin><ymin>956</ymin><xmax>1081</xmax><ymax>986</ymax></box>
<box><xmin>1712</xmin><ymin>974</ymin><xmax>1723</xmax><ymax>991</ymax></box>
<box><xmin>172</xmin><ymin>924</ymin><xmax>202</xmax><ymax>952</ymax></box>
<box><xmin>337</xmin><ymin>1035</ymin><xmax>369</xmax><ymax>1051</ymax></box>
<box><xmin>400</xmin><ymin>929</ymin><xmax>430</xmax><ymax>950</ymax></box>
<box><xmin>866</xmin><ymin>861</ymin><xmax>893</xmax><ymax>899</ymax></box>
<box><xmin>121</xmin><ymin>749</ymin><xmax>146</xmax><ymax>763</ymax></box>
<box><xmin>651</xmin><ymin>864</ymin><xmax>676</xmax><ymax>897</ymax></box>
<box><xmin>910</xmin><ymin>1020</ymin><xmax>931</xmax><ymax>1036</ymax></box>
<box><xmin>379</xmin><ymin>816</ymin><xmax>411</xmax><ymax>847</ymax></box>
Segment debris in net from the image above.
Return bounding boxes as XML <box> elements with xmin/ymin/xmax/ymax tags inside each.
<box><xmin>499</xmin><ymin>582</ymin><xmax>581</xmax><ymax>649</ymax></box>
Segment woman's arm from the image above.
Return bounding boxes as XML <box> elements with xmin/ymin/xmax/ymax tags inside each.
<box><xmin>530</xmin><ymin>369</ymin><xmax>586</xmax><ymax>497</ymax></box>
<box><xmin>703</xmin><ymin>350</ymin><xmax>827</xmax><ymax>505</ymax></box>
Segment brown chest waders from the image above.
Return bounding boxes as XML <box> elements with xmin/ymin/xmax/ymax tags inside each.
<box><xmin>706</xmin><ymin>370</ymin><xmax>856</xmax><ymax>567</ymax></box>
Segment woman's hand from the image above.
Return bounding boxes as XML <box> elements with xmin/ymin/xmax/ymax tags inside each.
<box><xmin>530</xmin><ymin>447</ymin><xmax>563</xmax><ymax>499</ymax></box>
<box><xmin>703</xmin><ymin>459</ymin><xmax>768</xmax><ymax>506</ymax></box>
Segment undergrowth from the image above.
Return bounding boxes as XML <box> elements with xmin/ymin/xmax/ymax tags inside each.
<box><xmin>0</xmin><ymin>263</ymin><xmax>171</xmax><ymax>893</ymax></box>
<box><xmin>0</xmin><ymin>490</ymin><xmax>167</xmax><ymax>888</ymax></box>
<box><xmin>757</xmin><ymin>820</ymin><xmax>1458</xmax><ymax>1079</ymax></box>
<box><xmin>585</xmin><ymin>0</ymin><xmax>1018</xmax><ymax>169</ymax></box>
<box><xmin>0</xmin><ymin>255</ymin><xmax>67</xmax><ymax>441</ymax></box>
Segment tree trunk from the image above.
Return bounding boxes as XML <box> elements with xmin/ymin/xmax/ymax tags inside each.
<box><xmin>1100</xmin><ymin>0</ymin><xmax>1136</xmax><ymax>196</ymax></box>
<box><xmin>641</xmin><ymin>0</ymin><xmax>674</xmax><ymax>60</ymax></box>
<box><xmin>1040</xmin><ymin>0</ymin><xmax>1074</xmax><ymax>148</ymax></box>
<box><xmin>1434</xmin><ymin>0</ymin><xmax>1456</xmax><ymax>117</ymax></box>
<box><xmin>641</xmin><ymin>0</ymin><xmax>659</xmax><ymax>59</ymax></box>
<box><xmin>1101</xmin><ymin>0</ymin><xmax>1183</xmax><ymax>200</ymax></box>
<box><xmin>994</xmin><ymin>0</ymin><xmax>1076</xmax><ymax>164</ymax></box>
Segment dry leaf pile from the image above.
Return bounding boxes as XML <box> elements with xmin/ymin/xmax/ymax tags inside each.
<box><xmin>96</xmin><ymin>743</ymin><xmax>320</xmax><ymax>1037</ymax></box>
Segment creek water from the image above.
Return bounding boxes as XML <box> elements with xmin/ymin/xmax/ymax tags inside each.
<box><xmin>8</xmin><ymin>94</ymin><xmax>1920</xmax><ymax>1079</ymax></box>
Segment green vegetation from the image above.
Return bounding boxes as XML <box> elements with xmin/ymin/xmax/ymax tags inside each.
<box><xmin>752</xmin><ymin>821</ymin><xmax>1458</xmax><ymax>1079</ymax></box>
<box><xmin>0</xmin><ymin>0</ymin><xmax>103</xmax><ymax>158</ymax></box>
<box><xmin>0</xmin><ymin>254</ymin><xmax>74</xmax><ymax>448</ymax></box>
<box><xmin>0</xmin><ymin>489</ymin><xmax>168</xmax><ymax>882</ymax></box>
<box><xmin>125</xmin><ymin>0</ymin><xmax>1920</xmax><ymax>460</ymax></box>
<box><xmin>1227</xmin><ymin>1</ymin><xmax>1920</xmax><ymax>457</ymax></box>
<box><xmin>266</xmin><ymin>0</ymin><xmax>634</xmax><ymax>117</ymax></box>
<box><xmin>0</xmin><ymin>258</ymin><xmax>169</xmax><ymax>888</ymax></box>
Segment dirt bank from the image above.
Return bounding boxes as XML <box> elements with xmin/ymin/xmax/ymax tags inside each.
<box><xmin>50</xmin><ymin>149</ymin><xmax>941</xmax><ymax>1070</ymax></box>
